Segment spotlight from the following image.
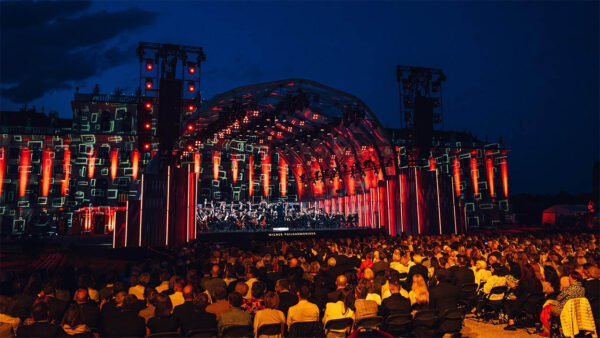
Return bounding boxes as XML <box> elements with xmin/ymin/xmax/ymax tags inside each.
<box><xmin>143</xmin><ymin>143</ymin><xmax>151</xmax><ymax>150</ymax></box>
<box><xmin>188</xmin><ymin>66</ymin><xmax>196</xmax><ymax>74</ymax></box>
<box><xmin>144</xmin><ymin>123</ymin><xmax>151</xmax><ymax>129</ymax></box>
<box><xmin>145</xmin><ymin>59</ymin><xmax>153</xmax><ymax>71</ymax></box>
<box><xmin>187</xmin><ymin>82</ymin><xmax>195</xmax><ymax>92</ymax></box>
<box><xmin>187</xmin><ymin>124</ymin><xmax>194</xmax><ymax>131</ymax></box>
<box><xmin>187</xmin><ymin>105</ymin><xmax>195</xmax><ymax>112</ymax></box>
<box><xmin>145</xmin><ymin>102</ymin><xmax>152</xmax><ymax>109</ymax></box>
<box><xmin>145</xmin><ymin>79</ymin><xmax>153</xmax><ymax>90</ymax></box>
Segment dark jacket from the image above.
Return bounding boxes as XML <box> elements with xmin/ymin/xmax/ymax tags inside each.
<box><xmin>379</xmin><ymin>293</ymin><xmax>411</xmax><ymax>318</ymax></box>
<box><xmin>17</xmin><ymin>321</ymin><xmax>63</xmax><ymax>337</ymax></box>
<box><xmin>429</xmin><ymin>282</ymin><xmax>460</xmax><ymax>314</ymax></box>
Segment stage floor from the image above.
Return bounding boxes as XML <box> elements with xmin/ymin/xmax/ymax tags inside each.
<box><xmin>195</xmin><ymin>227</ymin><xmax>384</xmax><ymax>243</ymax></box>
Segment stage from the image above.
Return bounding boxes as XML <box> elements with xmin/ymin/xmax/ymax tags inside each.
<box><xmin>194</xmin><ymin>227</ymin><xmax>384</xmax><ymax>243</ymax></box>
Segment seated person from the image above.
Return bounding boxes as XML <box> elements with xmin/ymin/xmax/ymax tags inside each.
<box><xmin>379</xmin><ymin>278</ymin><xmax>411</xmax><ymax>318</ymax></box>
<box><xmin>286</xmin><ymin>285</ymin><xmax>320</xmax><ymax>329</ymax></box>
<box><xmin>218</xmin><ymin>292</ymin><xmax>251</xmax><ymax>336</ymax></box>
<box><xmin>354</xmin><ymin>281</ymin><xmax>378</xmax><ymax>321</ymax></box>
<box><xmin>253</xmin><ymin>292</ymin><xmax>285</xmax><ymax>338</ymax></box>
<box><xmin>323</xmin><ymin>287</ymin><xmax>355</xmax><ymax>331</ymax></box>
<box><xmin>408</xmin><ymin>274</ymin><xmax>429</xmax><ymax>314</ymax></box>
<box><xmin>147</xmin><ymin>294</ymin><xmax>179</xmax><ymax>335</ymax></box>
<box><xmin>16</xmin><ymin>302</ymin><xmax>63</xmax><ymax>337</ymax></box>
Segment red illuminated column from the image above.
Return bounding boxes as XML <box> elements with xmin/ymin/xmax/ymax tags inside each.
<box><xmin>486</xmin><ymin>156</ymin><xmax>495</xmax><ymax>198</ymax></box>
<box><xmin>262</xmin><ymin>152</ymin><xmax>270</xmax><ymax>198</ymax></box>
<box><xmin>0</xmin><ymin>147</ymin><xmax>5</xmax><ymax>198</ymax></box>
<box><xmin>453</xmin><ymin>157</ymin><xmax>461</xmax><ymax>196</ymax></box>
<box><xmin>232</xmin><ymin>154</ymin><xmax>239</xmax><ymax>183</ymax></box>
<box><xmin>19</xmin><ymin>147</ymin><xmax>31</xmax><ymax>197</ymax></box>
<box><xmin>294</xmin><ymin>165</ymin><xmax>304</xmax><ymax>201</ymax></box>
<box><xmin>249</xmin><ymin>155</ymin><xmax>254</xmax><ymax>197</ymax></box>
<box><xmin>213</xmin><ymin>151</ymin><xmax>221</xmax><ymax>181</ymax></box>
<box><xmin>131</xmin><ymin>149</ymin><xmax>140</xmax><ymax>180</ymax></box>
<box><xmin>501</xmin><ymin>159</ymin><xmax>508</xmax><ymax>197</ymax></box>
<box><xmin>62</xmin><ymin>146</ymin><xmax>71</xmax><ymax>196</ymax></box>
<box><xmin>41</xmin><ymin>148</ymin><xmax>53</xmax><ymax>197</ymax></box>
<box><xmin>110</xmin><ymin>149</ymin><xmax>119</xmax><ymax>181</ymax></box>
<box><xmin>399</xmin><ymin>173</ymin><xmax>406</xmax><ymax>233</ymax></box>
<box><xmin>279</xmin><ymin>157</ymin><xmax>287</xmax><ymax>197</ymax></box>
<box><xmin>429</xmin><ymin>157</ymin><xmax>436</xmax><ymax>171</ymax></box>
<box><xmin>194</xmin><ymin>151</ymin><xmax>201</xmax><ymax>175</ymax></box>
<box><xmin>470</xmin><ymin>154</ymin><xmax>479</xmax><ymax>197</ymax></box>
<box><xmin>88</xmin><ymin>150</ymin><xmax>96</xmax><ymax>179</ymax></box>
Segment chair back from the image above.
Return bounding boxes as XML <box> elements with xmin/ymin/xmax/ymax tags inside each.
<box><xmin>288</xmin><ymin>321</ymin><xmax>324</xmax><ymax>337</ymax></box>
<box><xmin>324</xmin><ymin>317</ymin><xmax>353</xmax><ymax>333</ymax></box>
<box><xmin>148</xmin><ymin>332</ymin><xmax>181</xmax><ymax>337</ymax></box>
<box><xmin>222</xmin><ymin>325</ymin><xmax>252</xmax><ymax>338</ymax></box>
<box><xmin>355</xmin><ymin>316</ymin><xmax>383</xmax><ymax>330</ymax></box>
<box><xmin>384</xmin><ymin>313</ymin><xmax>412</xmax><ymax>336</ymax></box>
<box><xmin>257</xmin><ymin>323</ymin><xmax>283</xmax><ymax>337</ymax></box>
<box><xmin>186</xmin><ymin>327</ymin><xmax>218</xmax><ymax>337</ymax></box>
<box><xmin>488</xmin><ymin>286</ymin><xmax>507</xmax><ymax>299</ymax></box>
<box><xmin>438</xmin><ymin>308</ymin><xmax>463</xmax><ymax>334</ymax></box>
<box><xmin>412</xmin><ymin>309</ymin><xmax>438</xmax><ymax>338</ymax></box>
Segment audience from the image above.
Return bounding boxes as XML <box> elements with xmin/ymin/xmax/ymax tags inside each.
<box><xmin>0</xmin><ymin>231</ymin><xmax>597</xmax><ymax>336</ymax></box>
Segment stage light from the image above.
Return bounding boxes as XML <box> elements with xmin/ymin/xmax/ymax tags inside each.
<box><xmin>144</xmin><ymin>122</ymin><xmax>151</xmax><ymax>130</ymax></box>
<box><xmin>187</xmin><ymin>82</ymin><xmax>195</xmax><ymax>92</ymax></box>
<box><xmin>188</xmin><ymin>66</ymin><xmax>196</xmax><ymax>74</ymax></box>
<box><xmin>187</xmin><ymin>124</ymin><xmax>194</xmax><ymax>131</ymax></box>
<box><xmin>145</xmin><ymin>59</ymin><xmax>153</xmax><ymax>71</ymax></box>
<box><xmin>187</xmin><ymin>144</ymin><xmax>193</xmax><ymax>151</ymax></box>
<box><xmin>143</xmin><ymin>143</ymin><xmax>151</xmax><ymax>150</ymax></box>
<box><xmin>187</xmin><ymin>105</ymin><xmax>195</xmax><ymax>112</ymax></box>
<box><xmin>145</xmin><ymin>79</ymin><xmax>153</xmax><ymax>90</ymax></box>
<box><xmin>145</xmin><ymin>102</ymin><xmax>152</xmax><ymax>109</ymax></box>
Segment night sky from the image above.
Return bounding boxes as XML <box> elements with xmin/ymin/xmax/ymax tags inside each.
<box><xmin>1</xmin><ymin>1</ymin><xmax>598</xmax><ymax>195</ymax></box>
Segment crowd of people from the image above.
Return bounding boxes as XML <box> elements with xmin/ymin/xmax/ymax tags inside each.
<box><xmin>0</xmin><ymin>231</ymin><xmax>598</xmax><ymax>337</ymax></box>
<box><xmin>196</xmin><ymin>201</ymin><xmax>358</xmax><ymax>232</ymax></box>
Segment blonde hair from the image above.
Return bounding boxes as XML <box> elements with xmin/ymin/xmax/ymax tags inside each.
<box><xmin>363</xmin><ymin>268</ymin><xmax>374</xmax><ymax>281</ymax></box>
<box><xmin>411</xmin><ymin>274</ymin><xmax>429</xmax><ymax>305</ymax></box>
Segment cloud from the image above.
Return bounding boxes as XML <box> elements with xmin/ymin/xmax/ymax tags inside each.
<box><xmin>0</xmin><ymin>0</ymin><xmax>157</xmax><ymax>103</ymax></box>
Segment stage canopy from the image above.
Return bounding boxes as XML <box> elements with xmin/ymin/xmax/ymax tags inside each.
<box><xmin>177</xmin><ymin>79</ymin><xmax>396</xmax><ymax>198</ymax></box>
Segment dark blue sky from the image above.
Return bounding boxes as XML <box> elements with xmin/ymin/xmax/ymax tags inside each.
<box><xmin>1</xmin><ymin>1</ymin><xmax>598</xmax><ymax>194</ymax></box>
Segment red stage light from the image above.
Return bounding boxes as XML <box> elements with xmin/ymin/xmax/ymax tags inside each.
<box><xmin>42</xmin><ymin>148</ymin><xmax>56</xmax><ymax>197</ymax></box>
<box><xmin>194</xmin><ymin>152</ymin><xmax>201</xmax><ymax>175</ymax></box>
<box><xmin>453</xmin><ymin>157</ymin><xmax>461</xmax><ymax>196</ymax></box>
<box><xmin>501</xmin><ymin>159</ymin><xmax>508</xmax><ymax>197</ymax></box>
<box><xmin>143</xmin><ymin>143</ymin><xmax>151</xmax><ymax>150</ymax></box>
<box><xmin>145</xmin><ymin>102</ymin><xmax>152</xmax><ymax>109</ymax></box>
<box><xmin>188</xmin><ymin>84</ymin><xmax>195</xmax><ymax>92</ymax></box>
<box><xmin>146</xmin><ymin>63</ymin><xmax>153</xmax><ymax>71</ymax></box>
<box><xmin>131</xmin><ymin>149</ymin><xmax>140</xmax><ymax>180</ymax></box>
<box><xmin>249</xmin><ymin>155</ymin><xmax>254</xmax><ymax>197</ymax></box>
<box><xmin>144</xmin><ymin>122</ymin><xmax>151</xmax><ymax>129</ymax></box>
<box><xmin>470</xmin><ymin>155</ymin><xmax>479</xmax><ymax>196</ymax></box>
<box><xmin>0</xmin><ymin>147</ymin><xmax>5</xmax><ymax>198</ymax></box>
<box><xmin>110</xmin><ymin>149</ymin><xmax>118</xmax><ymax>181</ymax></box>
<box><xmin>213</xmin><ymin>151</ymin><xmax>220</xmax><ymax>181</ymax></box>
<box><xmin>188</xmin><ymin>67</ymin><xmax>196</xmax><ymax>74</ymax></box>
<box><xmin>62</xmin><ymin>147</ymin><xmax>71</xmax><ymax>196</ymax></box>
<box><xmin>145</xmin><ymin>81</ymin><xmax>153</xmax><ymax>90</ymax></box>
<box><xmin>486</xmin><ymin>157</ymin><xmax>495</xmax><ymax>197</ymax></box>
<box><xmin>19</xmin><ymin>147</ymin><xmax>31</xmax><ymax>197</ymax></box>
<box><xmin>262</xmin><ymin>152</ymin><xmax>271</xmax><ymax>197</ymax></box>
<box><xmin>187</xmin><ymin>105</ymin><xmax>195</xmax><ymax>112</ymax></box>
<box><xmin>88</xmin><ymin>150</ymin><xmax>96</xmax><ymax>179</ymax></box>
<box><xmin>187</xmin><ymin>144</ymin><xmax>193</xmax><ymax>151</ymax></box>
<box><xmin>187</xmin><ymin>124</ymin><xmax>194</xmax><ymax>131</ymax></box>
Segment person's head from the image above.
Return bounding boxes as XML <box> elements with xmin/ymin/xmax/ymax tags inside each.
<box><xmin>297</xmin><ymin>284</ymin><xmax>311</xmax><ymax>300</ymax></box>
<box><xmin>569</xmin><ymin>271</ymin><xmax>583</xmax><ymax>284</ymax></box>
<box><xmin>183</xmin><ymin>284</ymin><xmax>194</xmax><ymax>301</ymax></box>
<box><xmin>289</xmin><ymin>258</ymin><xmax>299</xmax><ymax>268</ymax></box>
<box><xmin>173</xmin><ymin>278</ymin><xmax>184</xmax><ymax>292</ymax></box>
<box><xmin>587</xmin><ymin>266</ymin><xmax>600</xmax><ymax>279</ymax></box>
<box><xmin>212</xmin><ymin>286</ymin><xmax>227</xmax><ymax>301</ymax></box>
<box><xmin>475</xmin><ymin>260</ymin><xmax>487</xmax><ymax>271</ymax></box>
<box><xmin>123</xmin><ymin>294</ymin><xmax>140</xmax><ymax>312</ymax></box>
<box><xmin>434</xmin><ymin>268</ymin><xmax>452</xmax><ymax>284</ymax></box>
<box><xmin>275</xmin><ymin>279</ymin><xmax>290</xmax><ymax>292</ymax></box>
<box><xmin>31</xmin><ymin>302</ymin><xmax>50</xmax><ymax>322</ymax></box>
<box><xmin>114</xmin><ymin>291</ymin><xmax>127</xmax><ymax>306</ymax></box>
<box><xmin>413</xmin><ymin>254</ymin><xmax>423</xmax><ymax>264</ymax></box>
<box><xmin>388</xmin><ymin>278</ymin><xmax>403</xmax><ymax>294</ymax></box>
<box><xmin>61</xmin><ymin>304</ymin><xmax>85</xmax><ymax>328</ymax></box>
<box><xmin>234</xmin><ymin>282</ymin><xmax>249</xmax><ymax>296</ymax></box>
<box><xmin>263</xmin><ymin>291</ymin><xmax>280</xmax><ymax>309</ymax></box>
<box><xmin>363</xmin><ymin>268</ymin><xmax>374</xmax><ymax>280</ymax></box>
<box><xmin>193</xmin><ymin>291</ymin><xmax>210</xmax><ymax>312</ymax></box>
<box><xmin>210</xmin><ymin>265</ymin><xmax>221</xmax><ymax>278</ymax></box>
<box><xmin>411</xmin><ymin>274</ymin><xmax>429</xmax><ymax>305</ymax></box>
<box><xmin>74</xmin><ymin>288</ymin><xmax>89</xmax><ymax>304</ymax></box>
<box><xmin>335</xmin><ymin>275</ymin><xmax>348</xmax><ymax>290</ymax></box>
<box><xmin>154</xmin><ymin>294</ymin><xmax>173</xmax><ymax>317</ymax></box>
<box><xmin>228</xmin><ymin>292</ymin><xmax>243</xmax><ymax>308</ymax></box>
<box><xmin>138</xmin><ymin>272</ymin><xmax>150</xmax><ymax>286</ymax></box>
<box><xmin>327</xmin><ymin>257</ymin><xmax>337</xmax><ymax>268</ymax></box>
<box><xmin>251</xmin><ymin>281</ymin><xmax>266</xmax><ymax>299</ymax></box>
<box><xmin>457</xmin><ymin>255</ymin><xmax>468</xmax><ymax>267</ymax></box>
<box><xmin>355</xmin><ymin>282</ymin><xmax>368</xmax><ymax>300</ymax></box>
<box><xmin>144</xmin><ymin>287</ymin><xmax>158</xmax><ymax>306</ymax></box>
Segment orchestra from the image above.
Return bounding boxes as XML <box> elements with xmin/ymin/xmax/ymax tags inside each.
<box><xmin>196</xmin><ymin>200</ymin><xmax>359</xmax><ymax>232</ymax></box>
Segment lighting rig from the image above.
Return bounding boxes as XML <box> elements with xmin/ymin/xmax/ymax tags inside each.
<box><xmin>136</xmin><ymin>42</ymin><xmax>206</xmax><ymax>154</ymax></box>
<box><xmin>396</xmin><ymin>65</ymin><xmax>446</xmax><ymax>165</ymax></box>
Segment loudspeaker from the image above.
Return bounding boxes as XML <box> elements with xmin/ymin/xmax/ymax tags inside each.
<box><xmin>157</xmin><ymin>79</ymin><xmax>183</xmax><ymax>151</ymax></box>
